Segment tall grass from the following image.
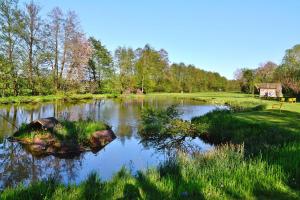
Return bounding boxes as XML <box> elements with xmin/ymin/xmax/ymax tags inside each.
<box><xmin>54</xmin><ymin>120</ymin><xmax>109</xmax><ymax>144</ymax></box>
<box><xmin>1</xmin><ymin>144</ymin><xmax>297</xmax><ymax>200</ymax></box>
<box><xmin>192</xmin><ymin>106</ymin><xmax>300</xmax><ymax>188</ymax></box>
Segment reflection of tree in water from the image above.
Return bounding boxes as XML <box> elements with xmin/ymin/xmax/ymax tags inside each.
<box><xmin>0</xmin><ymin>103</ymin><xmax>83</xmax><ymax>188</ymax></box>
<box><xmin>138</xmin><ymin>105</ymin><xmax>201</xmax><ymax>156</ymax></box>
<box><xmin>0</xmin><ymin>142</ymin><xmax>32</xmax><ymax>188</ymax></box>
<box><xmin>0</xmin><ymin>141</ymin><xmax>83</xmax><ymax>189</ymax></box>
<box><xmin>0</xmin><ymin>99</ymin><xmax>204</xmax><ymax>189</ymax></box>
<box><xmin>116</xmin><ymin>102</ymin><xmax>134</xmax><ymax>144</ymax></box>
<box><xmin>0</xmin><ymin>106</ymin><xmax>17</xmax><ymax>138</ymax></box>
<box><xmin>0</xmin><ymin>100</ymin><xmax>122</xmax><ymax>189</ymax></box>
<box><xmin>139</xmin><ymin>133</ymin><xmax>201</xmax><ymax>156</ymax></box>
<box><xmin>114</xmin><ymin>98</ymin><xmax>159</xmax><ymax>144</ymax></box>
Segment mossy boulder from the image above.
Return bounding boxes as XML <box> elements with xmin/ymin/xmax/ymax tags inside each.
<box><xmin>9</xmin><ymin>118</ymin><xmax>116</xmax><ymax>157</ymax></box>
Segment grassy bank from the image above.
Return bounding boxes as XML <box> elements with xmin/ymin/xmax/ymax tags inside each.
<box><xmin>1</xmin><ymin>92</ymin><xmax>300</xmax><ymax>199</ymax></box>
<box><xmin>144</xmin><ymin>92</ymin><xmax>299</xmax><ymax>111</ymax></box>
<box><xmin>1</xmin><ymin>92</ymin><xmax>298</xmax><ymax>112</ymax></box>
<box><xmin>1</xmin><ymin>144</ymin><xmax>298</xmax><ymax>200</ymax></box>
<box><xmin>0</xmin><ymin>93</ymin><xmax>115</xmax><ymax>104</ymax></box>
<box><xmin>191</xmin><ymin>94</ymin><xmax>300</xmax><ymax>190</ymax></box>
<box><xmin>192</xmin><ymin>109</ymin><xmax>300</xmax><ymax>188</ymax></box>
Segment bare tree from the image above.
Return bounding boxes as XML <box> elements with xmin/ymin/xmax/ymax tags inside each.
<box><xmin>255</xmin><ymin>61</ymin><xmax>277</xmax><ymax>83</ymax></box>
<box><xmin>23</xmin><ymin>1</ymin><xmax>43</xmax><ymax>94</ymax></box>
<box><xmin>59</xmin><ymin>11</ymin><xmax>78</xmax><ymax>86</ymax></box>
<box><xmin>48</xmin><ymin>7</ymin><xmax>63</xmax><ymax>90</ymax></box>
<box><xmin>67</xmin><ymin>32</ymin><xmax>91</xmax><ymax>83</ymax></box>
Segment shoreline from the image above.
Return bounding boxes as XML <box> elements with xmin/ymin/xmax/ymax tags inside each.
<box><xmin>0</xmin><ymin>94</ymin><xmax>111</xmax><ymax>104</ymax></box>
<box><xmin>1</xmin><ymin>92</ymin><xmax>300</xmax><ymax>199</ymax></box>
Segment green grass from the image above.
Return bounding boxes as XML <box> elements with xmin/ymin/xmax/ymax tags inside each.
<box><xmin>191</xmin><ymin>94</ymin><xmax>300</xmax><ymax>189</ymax></box>
<box><xmin>55</xmin><ymin>120</ymin><xmax>109</xmax><ymax>144</ymax></box>
<box><xmin>14</xmin><ymin>119</ymin><xmax>109</xmax><ymax>146</ymax></box>
<box><xmin>0</xmin><ymin>93</ymin><xmax>111</xmax><ymax>104</ymax></box>
<box><xmin>144</xmin><ymin>92</ymin><xmax>300</xmax><ymax>112</ymax></box>
<box><xmin>1</xmin><ymin>92</ymin><xmax>298</xmax><ymax>112</ymax></box>
<box><xmin>2</xmin><ymin>92</ymin><xmax>300</xmax><ymax>199</ymax></box>
<box><xmin>192</xmin><ymin>109</ymin><xmax>300</xmax><ymax>146</ymax></box>
<box><xmin>1</xmin><ymin>144</ymin><xmax>298</xmax><ymax>200</ymax></box>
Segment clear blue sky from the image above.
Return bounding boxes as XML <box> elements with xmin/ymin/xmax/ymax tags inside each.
<box><xmin>33</xmin><ymin>0</ymin><xmax>300</xmax><ymax>79</ymax></box>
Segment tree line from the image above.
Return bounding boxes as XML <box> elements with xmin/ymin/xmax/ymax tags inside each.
<box><xmin>235</xmin><ymin>44</ymin><xmax>300</xmax><ymax>96</ymax></box>
<box><xmin>0</xmin><ymin>0</ymin><xmax>238</xmax><ymax>97</ymax></box>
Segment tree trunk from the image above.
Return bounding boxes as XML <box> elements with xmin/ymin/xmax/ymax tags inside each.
<box><xmin>8</xmin><ymin>28</ymin><xmax>18</xmax><ymax>96</ymax></box>
<box><xmin>29</xmin><ymin>36</ymin><xmax>33</xmax><ymax>94</ymax></box>
<box><xmin>59</xmin><ymin>43</ymin><xmax>67</xmax><ymax>89</ymax></box>
<box><xmin>141</xmin><ymin>75</ymin><xmax>144</xmax><ymax>93</ymax></box>
<box><xmin>28</xmin><ymin>17</ymin><xmax>34</xmax><ymax>95</ymax></box>
<box><xmin>97</xmin><ymin>68</ymin><xmax>101</xmax><ymax>91</ymax></box>
<box><xmin>54</xmin><ymin>28</ymin><xmax>59</xmax><ymax>91</ymax></box>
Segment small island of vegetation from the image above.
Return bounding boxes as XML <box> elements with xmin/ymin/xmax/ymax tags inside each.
<box><xmin>9</xmin><ymin>118</ymin><xmax>116</xmax><ymax>157</ymax></box>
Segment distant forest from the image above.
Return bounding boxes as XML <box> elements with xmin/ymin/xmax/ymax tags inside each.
<box><xmin>235</xmin><ymin>44</ymin><xmax>300</xmax><ymax>96</ymax></box>
<box><xmin>1</xmin><ymin>0</ymin><xmax>299</xmax><ymax>97</ymax></box>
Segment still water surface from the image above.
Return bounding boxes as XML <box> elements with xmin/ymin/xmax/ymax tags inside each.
<box><xmin>0</xmin><ymin>97</ymin><xmax>221</xmax><ymax>189</ymax></box>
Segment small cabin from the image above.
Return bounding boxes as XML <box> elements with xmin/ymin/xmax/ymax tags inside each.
<box><xmin>256</xmin><ymin>83</ymin><xmax>283</xmax><ymax>98</ymax></box>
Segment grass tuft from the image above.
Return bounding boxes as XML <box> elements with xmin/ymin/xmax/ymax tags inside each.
<box><xmin>1</xmin><ymin>144</ymin><xmax>298</xmax><ymax>200</ymax></box>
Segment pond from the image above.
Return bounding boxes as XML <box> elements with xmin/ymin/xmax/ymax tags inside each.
<box><xmin>0</xmin><ymin>97</ymin><xmax>222</xmax><ymax>189</ymax></box>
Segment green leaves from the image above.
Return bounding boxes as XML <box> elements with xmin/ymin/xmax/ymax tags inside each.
<box><xmin>140</xmin><ymin>105</ymin><xmax>180</xmax><ymax>135</ymax></box>
<box><xmin>88</xmin><ymin>37</ymin><xmax>114</xmax><ymax>93</ymax></box>
<box><xmin>139</xmin><ymin>105</ymin><xmax>198</xmax><ymax>153</ymax></box>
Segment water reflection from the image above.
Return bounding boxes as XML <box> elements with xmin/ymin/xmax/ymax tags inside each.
<box><xmin>141</xmin><ymin>135</ymin><xmax>205</xmax><ymax>154</ymax></box>
<box><xmin>0</xmin><ymin>97</ymin><xmax>217</xmax><ymax>189</ymax></box>
<box><xmin>0</xmin><ymin>141</ymin><xmax>82</xmax><ymax>188</ymax></box>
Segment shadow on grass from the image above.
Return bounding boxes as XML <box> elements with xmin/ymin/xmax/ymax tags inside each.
<box><xmin>192</xmin><ymin>109</ymin><xmax>300</xmax><ymax>148</ymax></box>
<box><xmin>253</xmin><ymin>184</ymin><xmax>299</xmax><ymax>200</ymax></box>
<box><xmin>1</xmin><ymin>155</ymin><xmax>298</xmax><ymax>199</ymax></box>
<box><xmin>81</xmin><ymin>172</ymin><xmax>102</xmax><ymax>199</ymax></box>
<box><xmin>118</xmin><ymin>183</ymin><xmax>141</xmax><ymax>200</ymax></box>
<box><xmin>192</xmin><ymin>109</ymin><xmax>300</xmax><ymax>188</ymax></box>
<box><xmin>0</xmin><ymin>178</ymin><xmax>59</xmax><ymax>200</ymax></box>
<box><xmin>136</xmin><ymin>160</ymin><xmax>205</xmax><ymax>200</ymax></box>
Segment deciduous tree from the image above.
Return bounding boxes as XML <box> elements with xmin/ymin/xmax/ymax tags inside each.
<box><xmin>115</xmin><ymin>47</ymin><xmax>136</xmax><ymax>93</ymax></box>
<box><xmin>0</xmin><ymin>0</ymin><xmax>23</xmax><ymax>95</ymax></box>
<box><xmin>88</xmin><ymin>37</ymin><xmax>113</xmax><ymax>93</ymax></box>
